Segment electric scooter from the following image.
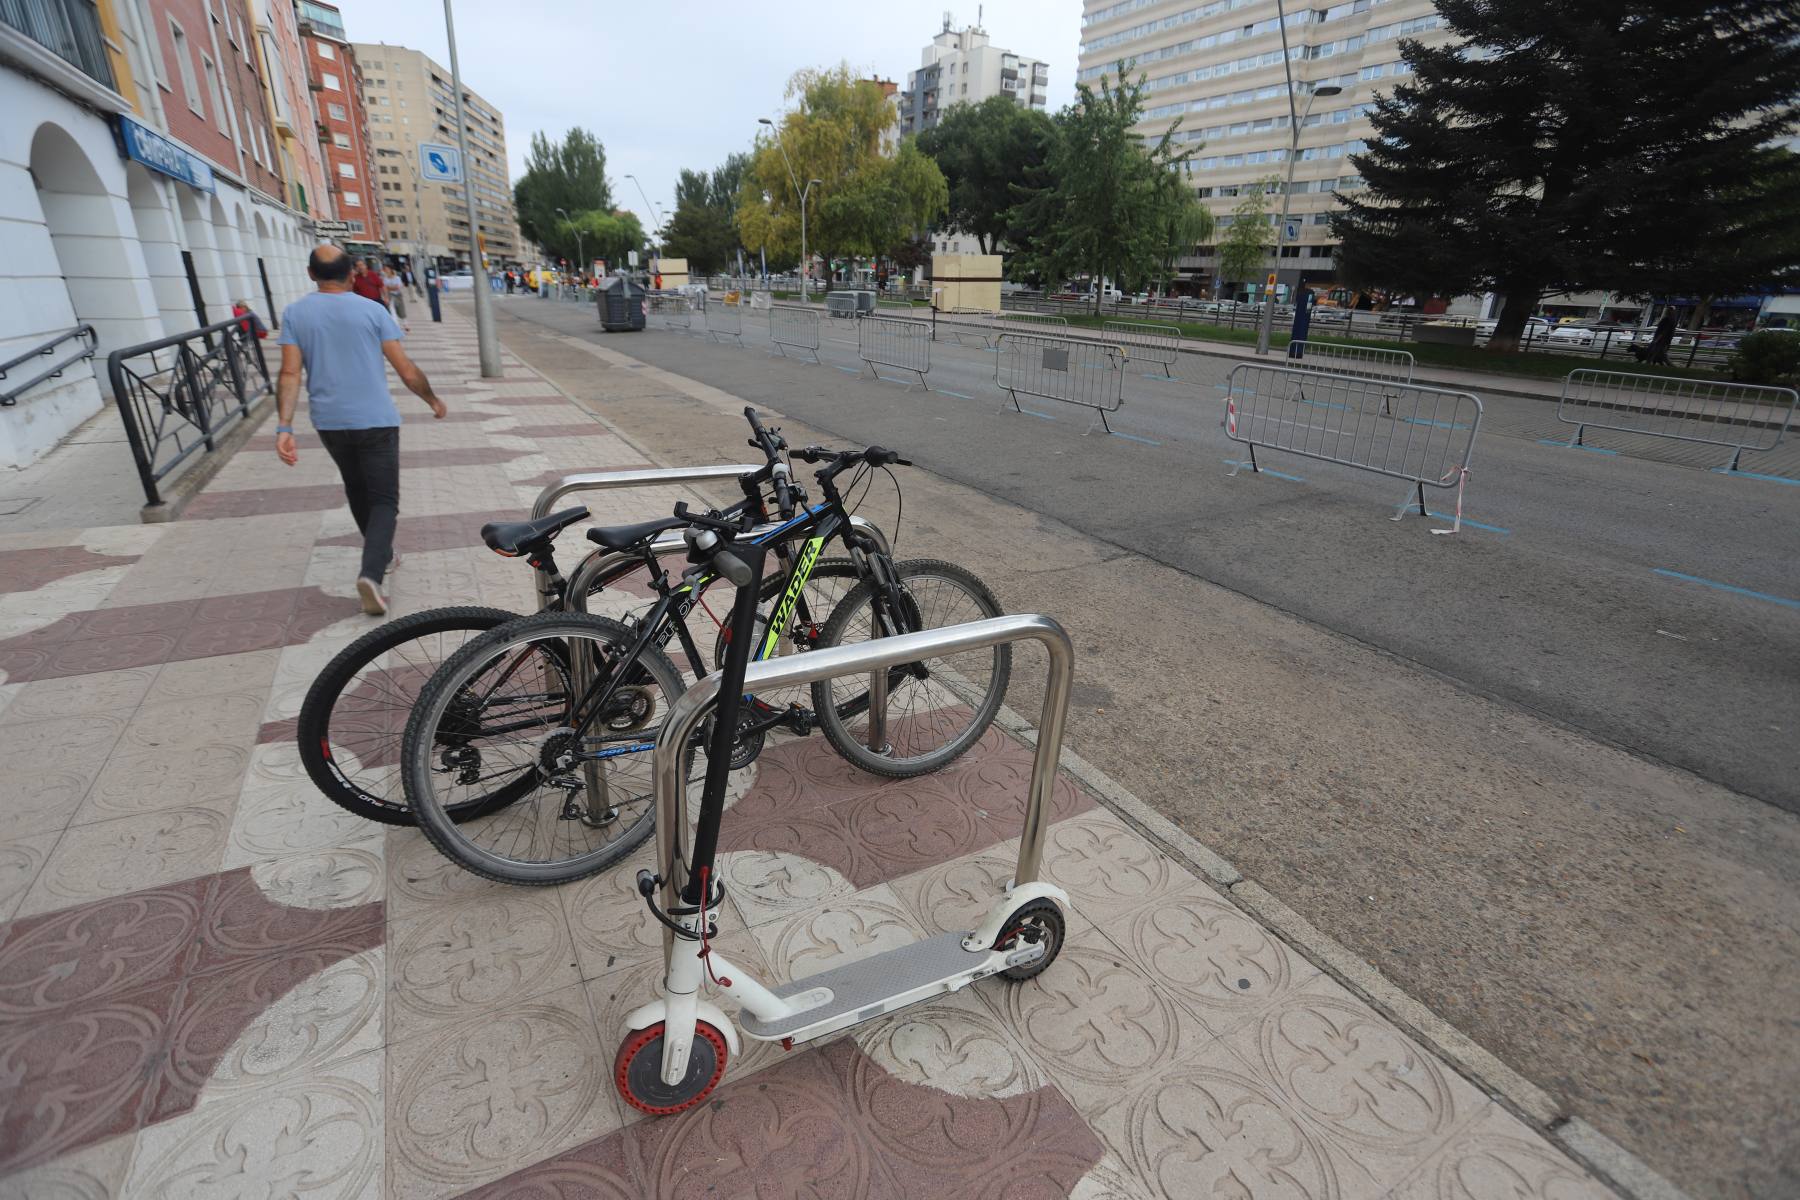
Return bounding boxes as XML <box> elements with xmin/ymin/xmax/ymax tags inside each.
<box><xmin>613</xmin><ymin>510</ymin><xmax>1075</xmax><ymax>1115</ymax></box>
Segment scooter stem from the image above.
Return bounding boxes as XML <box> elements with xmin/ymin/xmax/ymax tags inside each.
<box><xmin>681</xmin><ymin>540</ymin><xmax>766</xmax><ymax>906</ymax></box>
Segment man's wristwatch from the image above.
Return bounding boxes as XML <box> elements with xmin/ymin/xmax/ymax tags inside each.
<box><xmin>275</xmin><ymin>424</ymin><xmax>293</xmax><ymax>434</ymax></box>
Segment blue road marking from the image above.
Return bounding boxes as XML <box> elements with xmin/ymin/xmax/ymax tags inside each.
<box><xmin>1425</xmin><ymin>510</ymin><xmax>1510</xmax><ymax>535</ymax></box>
<box><xmin>1537</xmin><ymin>438</ymin><xmax>1617</xmax><ymax>455</ymax></box>
<box><xmin>1653</xmin><ymin>568</ymin><xmax>1800</xmax><ymax>610</ymax></box>
<box><xmin>1223</xmin><ymin>458</ymin><xmax>1304</xmax><ymax>482</ymax></box>
<box><xmin>937</xmin><ymin>389</ymin><xmax>974</xmax><ymax>400</ymax></box>
<box><xmin>1110</xmin><ymin>431</ymin><xmax>1163</xmax><ymax>446</ymax></box>
<box><xmin>832</xmin><ymin>365</ymin><xmax>861</xmax><ymax>375</ymax></box>
<box><xmin>1401</xmin><ymin>417</ymin><xmax>1470</xmax><ymax>431</ymax></box>
<box><xmin>1713</xmin><ymin>467</ymin><xmax>1800</xmax><ymax>486</ymax></box>
<box><xmin>1020</xmin><ymin>408</ymin><xmax>1057</xmax><ymax>421</ymax></box>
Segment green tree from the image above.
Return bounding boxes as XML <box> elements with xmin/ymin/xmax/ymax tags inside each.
<box><xmin>664</xmin><ymin>153</ymin><xmax>756</xmax><ymax>275</ymax></box>
<box><xmin>916</xmin><ymin>94</ymin><xmax>1056</xmax><ymax>254</ymax></box>
<box><xmin>1012</xmin><ymin>67</ymin><xmax>1197</xmax><ymax>313</ymax></box>
<box><xmin>1153</xmin><ymin>171</ymin><xmax>1215</xmax><ymax>292</ymax></box>
<box><xmin>1333</xmin><ymin>1</ymin><xmax>1800</xmax><ymax>351</ymax></box>
<box><xmin>1215</xmin><ymin>180</ymin><xmax>1276</xmax><ymax>299</ymax></box>
<box><xmin>541</xmin><ymin>209</ymin><xmax>643</xmax><ymax>271</ymax></box>
<box><xmin>1645</xmin><ymin>147</ymin><xmax>1800</xmax><ymax>328</ymax></box>
<box><xmin>513</xmin><ymin>128</ymin><xmax>613</xmax><ymax>252</ymax></box>
<box><xmin>736</xmin><ymin>66</ymin><xmax>945</xmax><ymax>288</ymax></box>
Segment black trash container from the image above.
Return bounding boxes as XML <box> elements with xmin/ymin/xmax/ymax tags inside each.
<box><xmin>597</xmin><ymin>277</ymin><xmax>645</xmax><ymax>331</ymax></box>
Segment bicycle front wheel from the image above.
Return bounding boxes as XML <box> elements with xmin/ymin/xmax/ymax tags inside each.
<box><xmin>811</xmin><ymin>558</ymin><xmax>1010</xmax><ymax>777</ymax></box>
<box><xmin>401</xmin><ymin>612</ymin><xmax>683</xmax><ymax>885</ymax></box>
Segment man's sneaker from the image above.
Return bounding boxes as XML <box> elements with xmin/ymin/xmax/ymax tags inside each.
<box><xmin>356</xmin><ymin>576</ymin><xmax>388</xmax><ymax>617</ymax></box>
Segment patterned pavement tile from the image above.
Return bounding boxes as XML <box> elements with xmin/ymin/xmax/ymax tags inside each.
<box><xmin>1384</xmin><ymin>1103</ymin><xmax>1617</xmax><ymax>1200</ymax></box>
<box><xmin>0</xmin><ymin>546</ymin><xmax>140</xmax><ymax>595</ymax></box>
<box><xmin>16</xmin><ymin>802</ymin><xmax>233</xmax><ymax>919</ymax></box>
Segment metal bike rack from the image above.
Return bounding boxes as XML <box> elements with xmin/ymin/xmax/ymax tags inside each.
<box><xmin>650</xmin><ymin>612</ymin><xmax>1075</xmax><ymax>956</ymax></box>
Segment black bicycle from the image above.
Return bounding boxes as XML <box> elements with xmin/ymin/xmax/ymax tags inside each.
<box><xmin>395</xmin><ymin>418</ymin><xmax>1009</xmax><ymax>885</ymax></box>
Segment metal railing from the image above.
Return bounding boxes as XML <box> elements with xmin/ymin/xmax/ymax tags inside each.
<box><xmin>106</xmin><ymin>316</ymin><xmax>272</xmax><ymax>507</ymax></box>
<box><xmin>994</xmin><ymin>332</ymin><xmax>1127</xmax><ymax>434</ymax></box>
<box><xmin>1</xmin><ymin>0</ymin><xmax>116</xmax><ymax>88</ymax></box>
<box><xmin>1285</xmin><ymin>340</ymin><xmax>1413</xmax><ymax>383</ymax></box>
<box><xmin>651</xmin><ymin>612</ymin><xmax>1075</xmax><ymax>948</ymax></box>
<box><xmin>1103</xmin><ymin>320</ymin><xmax>1181</xmax><ymax>378</ymax></box>
<box><xmin>1556</xmin><ymin>369</ymin><xmax>1796</xmax><ymax>472</ymax></box>
<box><xmin>706</xmin><ymin>301</ymin><xmax>743</xmax><ymax>345</ymax></box>
<box><xmin>769</xmin><ymin>303</ymin><xmax>821</xmax><ymax>363</ymax></box>
<box><xmin>647</xmin><ymin>292</ymin><xmax>691</xmax><ymax>329</ymax></box>
<box><xmin>857</xmin><ymin>313</ymin><xmax>932</xmax><ymax>389</ymax></box>
<box><xmin>1</xmin><ymin>323</ymin><xmax>96</xmax><ymax>407</ymax></box>
<box><xmin>1223</xmin><ymin>362</ymin><xmax>1484</xmax><ymax>533</ymax></box>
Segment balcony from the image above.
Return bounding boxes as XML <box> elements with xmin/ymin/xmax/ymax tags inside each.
<box><xmin>0</xmin><ymin>0</ymin><xmax>125</xmax><ymax>111</ymax></box>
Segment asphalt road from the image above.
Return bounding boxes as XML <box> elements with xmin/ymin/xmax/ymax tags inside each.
<box><xmin>503</xmin><ymin>297</ymin><xmax>1800</xmax><ymax>815</ymax></box>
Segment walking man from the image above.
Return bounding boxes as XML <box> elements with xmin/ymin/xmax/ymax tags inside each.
<box><xmin>275</xmin><ymin>244</ymin><xmax>446</xmax><ymax>616</ymax></box>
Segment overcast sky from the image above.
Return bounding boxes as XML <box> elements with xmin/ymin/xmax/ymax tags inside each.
<box><xmin>339</xmin><ymin>0</ymin><xmax>1083</xmax><ymax>235</ymax></box>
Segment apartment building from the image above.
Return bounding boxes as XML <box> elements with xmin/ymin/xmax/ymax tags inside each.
<box><xmin>247</xmin><ymin>0</ymin><xmax>329</xmax><ymax>218</ymax></box>
<box><xmin>897</xmin><ymin>15</ymin><xmax>1049</xmax><ymax>255</ymax></box>
<box><xmin>352</xmin><ymin>43</ymin><xmax>521</xmax><ymax>269</ymax></box>
<box><xmin>297</xmin><ymin>1</ymin><xmax>381</xmax><ymax>251</ymax></box>
<box><xmin>1077</xmin><ymin>0</ymin><xmax>1452</xmax><ymax>294</ymax></box>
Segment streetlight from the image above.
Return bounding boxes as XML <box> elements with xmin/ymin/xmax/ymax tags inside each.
<box><xmin>441</xmin><ymin>0</ymin><xmax>499</xmax><ymax>377</ymax></box>
<box><xmin>1257</xmin><ymin>0</ymin><xmax>1343</xmax><ymax>355</ymax></box>
<box><xmin>555</xmin><ymin>206</ymin><xmax>585</xmax><ymax>281</ymax></box>
<box><xmin>759</xmin><ymin>117</ymin><xmax>821</xmax><ymax>302</ymax></box>
<box><xmin>623</xmin><ymin>174</ymin><xmax>662</xmax><ymax>260</ymax></box>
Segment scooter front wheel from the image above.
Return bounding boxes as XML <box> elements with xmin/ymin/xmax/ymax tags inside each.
<box><xmin>994</xmin><ymin>898</ymin><xmax>1066</xmax><ymax>982</ymax></box>
<box><xmin>615</xmin><ymin>1020</ymin><xmax>731</xmax><ymax>1116</ymax></box>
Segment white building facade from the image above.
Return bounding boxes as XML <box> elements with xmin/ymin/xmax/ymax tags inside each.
<box><xmin>1</xmin><ymin>0</ymin><xmax>319</xmax><ymax>469</ymax></box>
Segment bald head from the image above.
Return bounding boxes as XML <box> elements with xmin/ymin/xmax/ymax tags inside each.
<box><xmin>309</xmin><ymin>243</ymin><xmax>353</xmax><ymax>283</ymax></box>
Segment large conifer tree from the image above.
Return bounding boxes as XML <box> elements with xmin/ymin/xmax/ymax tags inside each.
<box><xmin>1332</xmin><ymin>2</ymin><xmax>1800</xmax><ymax>349</ymax></box>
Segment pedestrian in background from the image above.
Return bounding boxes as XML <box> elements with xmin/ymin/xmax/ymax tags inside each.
<box><xmin>275</xmin><ymin>244</ymin><xmax>446</xmax><ymax>616</ymax></box>
<box><xmin>1636</xmin><ymin>307</ymin><xmax>1679</xmax><ymax>366</ymax></box>
<box><xmin>352</xmin><ymin>257</ymin><xmax>387</xmax><ymax>307</ymax></box>
<box><xmin>383</xmin><ymin>264</ymin><xmax>409</xmax><ymax>329</ymax></box>
<box><xmin>230</xmin><ymin>299</ymin><xmax>268</xmax><ymax>340</ymax></box>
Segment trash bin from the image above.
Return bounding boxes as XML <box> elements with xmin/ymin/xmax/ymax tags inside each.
<box><xmin>854</xmin><ymin>289</ymin><xmax>877</xmax><ymax>314</ymax></box>
<box><xmin>597</xmin><ymin>277</ymin><xmax>645</xmax><ymax>332</ymax></box>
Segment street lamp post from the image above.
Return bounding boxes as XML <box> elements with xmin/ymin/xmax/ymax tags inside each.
<box><xmin>441</xmin><ymin>0</ymin><xmax>500</xmax><ymax>377</ymax></box>
<box><xmin>1257</xmin><ymin>0</ymin><xmax>1342</xmax><ymax>356</ymax></box>
<box><xmin>555</xmin><ymin>206</ymin><xmax>585</xmax><ymax>282</ymax></box>
<box><xmin>758</xmin><ymin>118</ymin><xmax>819</xmax><ymax>302</ymax></box>
<box><xmin>624</xmin><ymin>174</ymin><xmax>663</xmax><ymax>265</ymax></box>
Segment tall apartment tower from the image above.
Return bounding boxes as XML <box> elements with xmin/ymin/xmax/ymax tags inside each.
<box><xmin>351</xmin><ymin>43</ymin><xmax>521</xmax><ymax>269</ymax></box>
<box><xmin>898</xmin><ymin>13</ymin><xmax>1048</xmax><ymax>255</ymax></box>
<box><xmin>297</xmin><ymin>1</ymin><xmax>382</xmax><ymax>251</ymax></box>
<box><xmin>1078</xmin><ymin>0</ymin><xmax>1453</xmax><ymax>294</ymax></box>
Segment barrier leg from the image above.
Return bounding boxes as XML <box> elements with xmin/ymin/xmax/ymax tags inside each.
<box><xmin>1390</xmin><ymin>481</ymin><xmax>1427</xmax><ymax>523</ymax></box>
<box><xmin>1000</xmin><ymin>388</ymin><xmax>1023</xmax><ymax>415</ymax></box>
<box><xmin>1725</xmin><ymin>446</ymin><xmax>1743</xmax><ymax>473</ymax></box>
<box><xmin>1086</xmin><ymin>409</ymin><xmax>1115</xmax><ymax>436</ymax></box>
<box><xmin>1227</xmin><ymin>443</ymin><xmax>1259</xmax><ymax>477</ymax></box>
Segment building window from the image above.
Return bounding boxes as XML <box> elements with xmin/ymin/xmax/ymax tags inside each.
<box><xmin>327</xmin><ymin>102</ymin><xmax>347</xmax><ymax>119</ymax></box>
<box><xmin>201</xmin><ymin>54</ymin><xmax>225</xmax><ymax>128</ymax></box>
<box><xmin>318</xmin><ymin>41</ymin><xmax>335</xmax><ymax>60</ymax></box>
<box><xmin>169</xmin><ymin>19</ymin><xmax>203</xmax><ymax>114</ymax></box>
<box><xmin>333</xmin><ymin>131</ymin><xmax>350</xmax><ymax>148</ymax></box>
<box><xmin>341</xmin><ymin>190</ymin><xmax>361</xmax><ymax>208</ymax></box>
<box><xmin>322</xmin><ymin>71</ymin><xmax>340</xmax><ymax>90</ymax></box>
<box><xmin>338</xmin><ymin>161</ymin><xmax>357</xmax><ymax>178</ymax></box>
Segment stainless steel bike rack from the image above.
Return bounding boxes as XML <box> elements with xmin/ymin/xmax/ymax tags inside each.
<box><xmin>650</xmin><ymin>613</ymin><xmax>1075</xmax><ymax>955</ymax></box>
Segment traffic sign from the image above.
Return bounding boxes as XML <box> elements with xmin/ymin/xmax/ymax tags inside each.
<box><xmin>1285</xmin><ymin>222</ymin><xmax>1300</xmax><ymax>241</ymax></box>
<box><xmin>419</xmin><ymin>143</ymin><xmax>463</xmax><ymax>183</ymax></box>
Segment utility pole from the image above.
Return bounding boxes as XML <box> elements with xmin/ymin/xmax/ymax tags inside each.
<box><xmin>443</xmin><ymin>0</ymin><xmax>500</xmax><ymax>377</ymax></box>
<box><xmin>759</xmin><ymin>117</ymin><xmax>820</xmax><ymax>303</ymax></box>
<box><xmin>1257</xmin><ymin>0</ymin><xmax>1340</xmax><ymax>356</ymax></box>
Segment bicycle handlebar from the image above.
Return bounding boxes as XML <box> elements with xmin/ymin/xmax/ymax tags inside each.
<box><xmin>743</xmin><ymin>407</ymin><xmax>795</xmax><ymax>518</ymax></box>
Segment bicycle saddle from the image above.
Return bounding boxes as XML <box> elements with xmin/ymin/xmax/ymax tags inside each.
<box><xmin>480</xmin><ymin>506</ymin><xmax>590</xmax><ymax>556</ymax></box>
<box><xmin>585</xmin><ymin>515</ymin><xmax>688</xmax><ymax>551</ymax></box>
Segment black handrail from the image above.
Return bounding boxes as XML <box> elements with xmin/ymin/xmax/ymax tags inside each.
<box><xmin>0</xmin><ymin>324</ymin><xmax>98</xmax><ymax>407</ymax></box>
<box><xmin>106</xmin><ymin>315</ymin><xmax>272</xmax><ymax>508</ymax></box>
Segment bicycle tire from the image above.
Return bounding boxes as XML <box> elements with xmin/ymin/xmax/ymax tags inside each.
<box><xmin>297</xmin><ymin>606</ymin><xmax>522</xmax><ymax>826</ymax></box>
<box><xmin>811</xmin><ymin>558</ymin><xmax>1010</xmax><ymax>777</ymax></box>
<box><xmin>402</xmin><ymin>611</ymin><xmax>685</xmax><ymax>886</ymax></box>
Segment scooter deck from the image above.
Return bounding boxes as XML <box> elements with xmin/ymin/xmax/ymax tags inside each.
<box><xmin>739</xmin><ymin>930</ymin><xmax>992</xmax><ymax>1043</ymax></box>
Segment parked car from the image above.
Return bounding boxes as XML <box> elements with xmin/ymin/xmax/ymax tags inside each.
<box><xmin>441</xmin><ymin>269</ymin><xmax>474</xmax><ymax>291</ymax></box>
<box><xmin>1547</xmin><ymin>325</ymin><xmax>1597</xmax><ymax>346</ymax></box>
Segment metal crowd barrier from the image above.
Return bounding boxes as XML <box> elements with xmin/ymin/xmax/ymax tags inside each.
<box><xmin>994</xmin><ymin>332</ymin><xmax>1127</xmax><ymax>434</ymax></box>
<box><xmin>1223</xmin><ymin>362</ymin><xmax>1484</xmax><ymax>533</ymax></box>
<box><xmin>1286</xmin><ymin>340</ymin><xmax>1414</xmax><ymax>384</ymax></box>
<box><xmin>1556</xmin><ymin>369</ymin><xmax>1796</xmax><ymax>471</ymax></box>
<box><xmin>706</xmin><ymin>301</ymin><xmax>744</xmax><ymax>345</ymax></box>
<box><xmin>769</xmin><ymin>303</ymin><xmax>821</xmax><ymax>363</ymax></box>
<box><xmin>825</xmin><ymin>292</ymin><xmax>859</xmax><ymax>319</ymax></box>
<box><xmin>1103</xmin><ymin>320</ymin><xmax>1181</xmax><ymax>378</ymax></box>
<box><xmin>857</xmin><ymin>313</ymin><xmax>932</xmax><ymax>389</ymax></box>
<box><xmin>651</xmin><ymin>612</ymin><xmax>1075</xmax><ymax>951</ymax></box>
<box><xmin>647</xmin><ymin>292</ymin><xmax>692</xmax><ymax>329</ymax></box>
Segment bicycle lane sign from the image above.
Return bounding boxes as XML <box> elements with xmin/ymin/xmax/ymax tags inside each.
<box><xmin>419</xmin><ymin>143</ymin><xmax>463</xmax><ymax>183</ymax></box>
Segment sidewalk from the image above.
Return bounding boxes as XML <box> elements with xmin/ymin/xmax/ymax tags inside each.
<box><xmin>0</xmin><ymin>309</ymin><xmax>1625</xmax><ymax>1199</ymax></box>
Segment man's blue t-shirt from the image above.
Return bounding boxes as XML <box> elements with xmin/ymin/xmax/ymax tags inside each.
<box><xmin>277</xmin><ymin>292</ymin><xmax>404</xmax><ymax>430</ymax></box>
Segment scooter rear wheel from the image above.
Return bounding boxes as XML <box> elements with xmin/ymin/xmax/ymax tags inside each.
<box><xmin>615</xmin><ymin>1020</ymin><xmax>731</xmax><ymax>1116</ymax></box>
<box><xmin>994</xmin><ymin>898</ymin><xmax>1065</xmax><ymax>982</ymax></box>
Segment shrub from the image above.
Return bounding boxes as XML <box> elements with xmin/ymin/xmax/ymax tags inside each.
<box><xmin>1730</xmin><ymin>330</ymin><xmax>1800</xmax><ymax>388</ymax></box>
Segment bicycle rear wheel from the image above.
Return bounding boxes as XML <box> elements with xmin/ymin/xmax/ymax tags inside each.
<box><xmin>402</xmin><ymin>611</ymin><xmax>683</xmax><ymax>885</ymax></box>
<box><xmin>297</xmin><ymin>607</ymin><xmax>522</xmax><ymax>826</ymax></box>
<box><xmin>811</xmin><ymin>558</ymin><xmax>1009</xmax><ymax>777</ymax></box>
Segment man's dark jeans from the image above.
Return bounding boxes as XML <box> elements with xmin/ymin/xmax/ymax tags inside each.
<box><xmin>317</xmin><ymin>426</ymin><xmax>400</xmax><ymax>585</ymax></box>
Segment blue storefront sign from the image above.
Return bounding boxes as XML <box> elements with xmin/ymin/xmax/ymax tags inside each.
<box><xmin>115</xmin><ymin>117</ymin><xmax>215</xmax><ymax>194</ymax></box>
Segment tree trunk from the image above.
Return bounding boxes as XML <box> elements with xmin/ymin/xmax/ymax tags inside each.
<box><xmin>1486</xmin><ymin>286</ymin><xmax>1540</xmax><ymax>353</ymax></box>
<box><xmin>1688</xmin><ymin>296</ymin><xmax>1714</xmax><ymax>330</ymax></box>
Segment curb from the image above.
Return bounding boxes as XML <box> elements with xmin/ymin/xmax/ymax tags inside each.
<box><xmin>487</xmin><ymin>303</ymin><xmax>1696</xmax><ymax>1200</ymax></box>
